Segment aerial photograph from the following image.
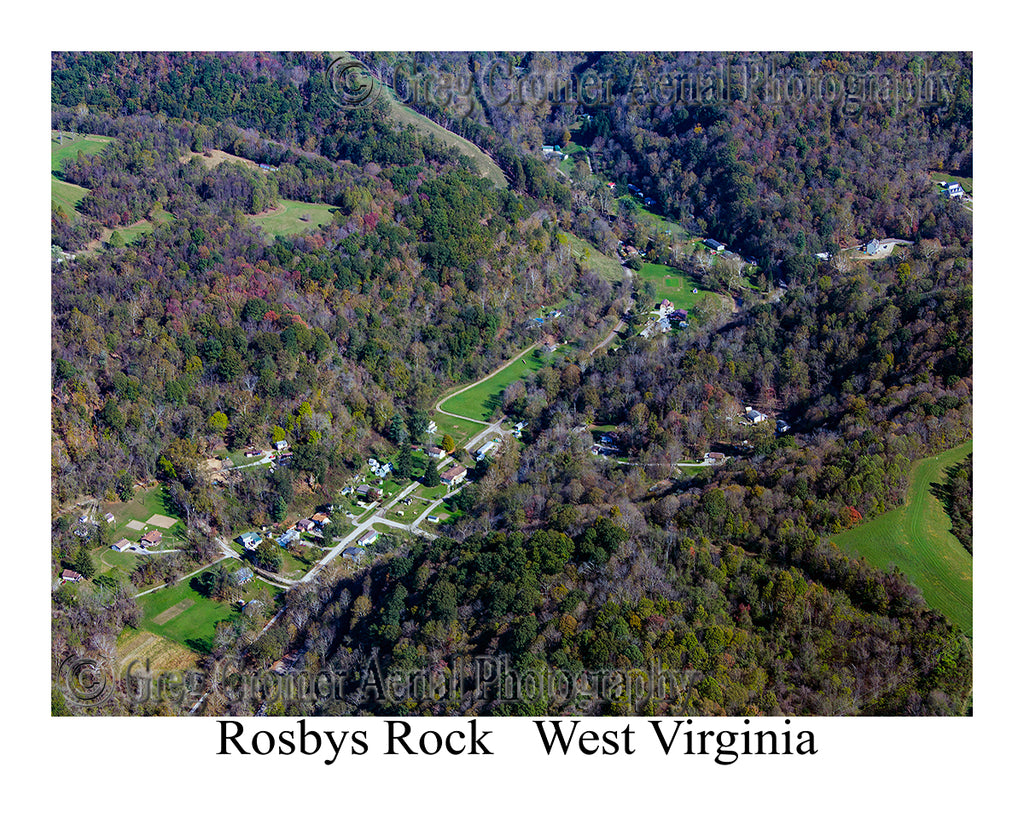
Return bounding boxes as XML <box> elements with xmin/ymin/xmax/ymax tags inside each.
<box><xmin>50</xmin><ymin>51</ymin><xmax>973</xmax><ymax>718</ymax></box>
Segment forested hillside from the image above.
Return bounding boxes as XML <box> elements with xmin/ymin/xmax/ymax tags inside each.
<box><xmin>52</xmin><ymin>51</ymin><xmax>971</xmax><ymax>717</ymax></box>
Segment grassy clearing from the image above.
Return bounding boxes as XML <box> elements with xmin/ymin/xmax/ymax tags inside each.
<box><xmin>440</xmin><ymin>350</ymin><xmax>548</xmax><ymax>422</ymax></box>
<box><xmin>635</xmin><ymin>263</ymin><xmax>711</xmax><ymax>311</ymax></box>
<box><xmin>932</xmin><ymin>171</ymin><xmax>973</xmax><ymax>196</ymax></box>
<box><xmin>276</xmin><ymin>548</ymin><xmax>317</xmax><ymax>581</ymax></box>
<box><xmin>116</xmin><ymin>628</ymin><xmax>200</xmax><ymax>674</ymax></box>
<box><xmin>377</xmin><ymin>85</ymin><xmax>506</xmax><ymax>188</ymax></box>
<box><xmin>249</xmin><ymin>200</ymin><xmax>339</xmax><ymax>239</ymax></box>
<box><xmin>179</xmin><ymin>149</ymin><xmax>260</xmax><ymax>170</ymax></box>
<box><xmin>51</xmin><ymin>179</ymin><xmax>90</xmax><ymax>219</ymax></box>
<box><xmin>831</xmin><ymin>441</ymin><xmax>973</xmax><ymax>636</ymax></box>
<box><xmin>384</xmin><ymin>496</ymin><xmax>431</xmax><ymax>522</ymax></box>
<box><xmin>328</xmin><ymin>51</ymin><xmax>507</xmax><ymax>188</ymax></box>
<box><xmin>137</xmin><ymin>581</ymin><xmax>239</xmax><ymax>654</ymax></box>
<box><xmin>90</xmin><ymin>210</ymin><xmax>175</xmax><ymax>249</ymax></box>
<box><xmin>563</xmin><ymin>232</ymin><xmax>626</xmax><ymax>283</ymax></box>
<box><xmin>51</xmin><ymin>132</ymin><xmax>114</xmax><ymax>175</ymax></box>
<box><xmin>615</xmin><ymin>196</ymin><xmax>691</xmax><ymax>240</ymax></box>
<box><xmin>101</xmin><ymin>484</ymin><xmax>183</xmax><ymax>544</ymax></box>
<box><xmin>51</xmin><ymin>133</ymin><xmax>113</xmax><ymax>220</ymax></box>
<box><xmin>431</xmin><ymin>413</ymin><xmax>488</xmax><ymax>449</ymax></box>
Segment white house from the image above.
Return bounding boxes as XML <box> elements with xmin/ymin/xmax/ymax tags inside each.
<box><xmin>744</xmin><ymin>407</ymin><xmax>767</xmax><ymax>424</ymax></box>
<box><xmin>947</xmin><ymin>182</ymin><xmax>964</xmax><ymax>199</ymax></box>
<box><xmin>865</xmin><ymin>238</ymin><xmax>898</xmax><ymax>256</ymax></box>
<box><xmin>475</xmin><ymin>440</ymin><xmax>499</xmax><ymax>461</ymax></box>
<box><xmin>357</xmin><ymin>530</ymin><xmax>379</xmax><ymax>548</ymax></box>
<box><xmin>275</xmin><ymin>440</ymin><xmax>288</xmax><ymax>451</ymax></box>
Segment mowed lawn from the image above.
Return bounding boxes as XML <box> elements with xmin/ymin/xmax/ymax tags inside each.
<box><xmin>439</xmin><ymin>349</ymin><xmax>547</xmax><ymax>422</ymax></box>
<box><xmin>635</xmin><ymin>263</ymin><xmax>711</xmax><ymax>310</ymax></box>
<box><xmin>831</xmin><ymin>441</ymin><xmax>973</xmax><ymax>636</ymax></box>
<box><xmin>52</xmin><ymin>179</ymin><xmax>90</xmax><ymax>218</ymax></box>
<box><xmin>431</xmin><ymin>414</ymin><xmax>487</xmax><ymax>449</ymax></box>
<box><xmin>52</xmin><ymin>131</ymin><xmax>114</xmax><ymax>174</ymax></box>
<box><xmin>249</xmin><ymin>200</ymin><xmax>338</xmax><ymax>239</ymax></box>
<box><xmin>932</xmin><ymin>171</ymin><xmax>973</xmax><ymax>196</ymax></box>
<box><xmin>52</xmin><ymin>133</ymin><xmax>114</xmax><ymax>219</ymax></box>
<box><xmin>102</xmin><ymin>483</ymin><xmax>181</xmax><ymax>540</ymax></box>
<box><xmin>99</xmin><ymin>210</ymin><xmax>175</xmax><ymax>246</ymax></box>
<box><xmin>138</xmin><ymin>580</ymin><xmax>238</xmax><ymax>654</ymax></box>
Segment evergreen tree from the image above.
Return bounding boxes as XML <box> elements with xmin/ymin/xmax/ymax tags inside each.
<box><xmin>423</xmin><ymin>458</ymin><xmax>440</xmax><ymax>487</ymax></box>
<box><xmin>395</xmin><ymin>443</ymin><xmax>413</xmax><ymax>480</ymax></box>
<box><xmin>72</xmin><ymin>543</ymin><xmax>96</xmax><ymax>579</ymax></box>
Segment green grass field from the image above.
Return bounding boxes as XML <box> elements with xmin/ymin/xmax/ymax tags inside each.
<box><xmin>138</xmin><ymin>580</ymin><xmax>239</xmax><ymax>654</ymax></box>
<box><xmin>439</xmin><ymin>349</ymin><xmax>548</xmax><ymax>422</ymax></box>
<box><xmin>93</xmin><ymin>210</ymin><xmax>175</xmax><ymax>249</ymax></box>
<box><xmin>329</xmin><ymin>51</ymin><xmax>507</xmax><ymax>189</ymax></box>
<box><xmin>635</xmin><ymin>263</ymin><xmax>711</xmax><ymax>310</ymax></box>
<box><xmin>101</xmin><ymin>484</ymin><xmax>183</xmax><ymax>543</ymax></box>
<box><xmin>932</xmin><ymin>171</ymin><xmax>973</xmax><ymax>196</ymax></box>
<box><xmin>52</xmin><ymin>133</ymin><xmax>114</xmax><ymax>220</ymax></box>
<box><xmin>430</xmin><ymin>414</ymin><xmax>487</xmax><ymax>449</ymax></box>
<box><xmin>615</xmin><ymin>196</ymin><xmax>691</xmax><ymax>240</ymax></box>
<box><xmin>831</xmin><ymin>441</ymin><xmax>973</xmax><ymax>636</ymax></box>
<box><xmin>249</xmin><ymin>200</ymin><xmax>339</xmax><ymax>239</ymax></box>
<box><xmin>51</xmin><ymin>132</ymin><xmax>114</xmax><ymax>175</ymax></box>
<box><xmin>51</xmin><ymin>179</ymin><xmax>90</xmax><ymax>219</ymax></box>
<box><xmin>563</xmin><ymin>232</ymin><xmax>626</xmax><ymax>282</ymax></box>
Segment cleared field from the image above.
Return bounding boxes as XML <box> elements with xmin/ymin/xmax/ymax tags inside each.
<box><xmin>179</xmin><ymin>149</ymin><xmax>260</xmax><ymax>170</ymax></box>
<box><xmin>431</xmin><ymin>412</ymin><xmax>488</xmax><ymax>449</ymax></box>
<box><xmin>563</xmin><ymin>232</ymin><xmax>626</xmax><ymax>282</ymax></box>
<box><xmin>51</xmin><ymin>179</ymin><xmax>90</xmax><ymax>218</ymax></box>
<box><xmin>138</xmin><ymin>581</ymin><xmax>238</xmax><ymax>653</ymax></box>
<box><xmin>932</xmin><ymin>171</ymin><xmax>973</xmax><ymax>195</ymax></box>
<box><xmin>51</xmin><ymin>132</ymin><xmax>114</xmax><ymax>174</ymax></box>
<box><xmin>327</xmin><ymin>51</ymin><xmax>506</xmax><ymax>188</ymax></box>
<box><xmin>635</xmin><ymin>263</ymin><xmax>713</xmax><ymax>310</ymax></box>
<box><xmin>615</xmin><ymin>195</ymin><xmax>691</xmax><ymax>240</ymax></box>
<box><xmin>439</xmin><ymin>349</ymin><xmax>548</xmax><ymax>422</ymax></box>
<box><xmin>116</xmin><ymin>628</ymin><xmax>199</xmax><ymax>674</ymax></box>
<box><xmin>831</xmin><ymin>441</ymin><xmax>973</xmax><ymax>636</ymax></box>
<box><xmin>249</xmin><ymin>200</ymin><xmax>339</xmax><ymax>239</ymax></box>
<box><xmin>104</xmin><ymin>485</ymin><xmax>179</xmax><ymax>534</ymax></box>
<box><xmin>91</xmin><ymin>211</ymin><xmax>175</xmax><ymax>248</ymax></box>
<box><xmin>152</xmin><ymin>598</ymin><xmax>195</xmax><ymax>625</ymax></box>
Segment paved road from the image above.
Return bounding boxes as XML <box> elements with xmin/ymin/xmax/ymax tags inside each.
<box><xmin>133</xmin><ymin>555</ymin><xmax>229</xmax><ymax>598</ymax></box>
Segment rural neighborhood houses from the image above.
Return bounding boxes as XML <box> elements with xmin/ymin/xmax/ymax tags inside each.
<box><xmin>441</xmin><ymin>464</ymin><xmax>467</xmax><ymax>487</ymax></box>
<box><xmin>238</xmin><ymin>531</ymin><xmax>262</xmax><ymax>550</ymax></box>
<box><xmin>744</xmin><ymin>407</ymin><xmax>768</xmax><ymax>424</ymax></box>
<box><xmin>61</xmin><ymin>569</ymin><xmax>84</xmax><ymax>583</ymax></box>
<box><xmin>476</xmin><ymin>440</ymin><xmax>500</xmax><ymax>461</ymax></box>
<box><xmin>357</xmin><ymin>530</ymin><xmax>379</xmax><ymax>548</ymax></box>
<box><xmin>141</xmin><ymin>530</ymin><xmax>162</xmax><ymax>548</ymax></box>
<box><xmin>426</xmin><ymin>445</ymin><xmax>445</xmax><ymax>458</ymax></box>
